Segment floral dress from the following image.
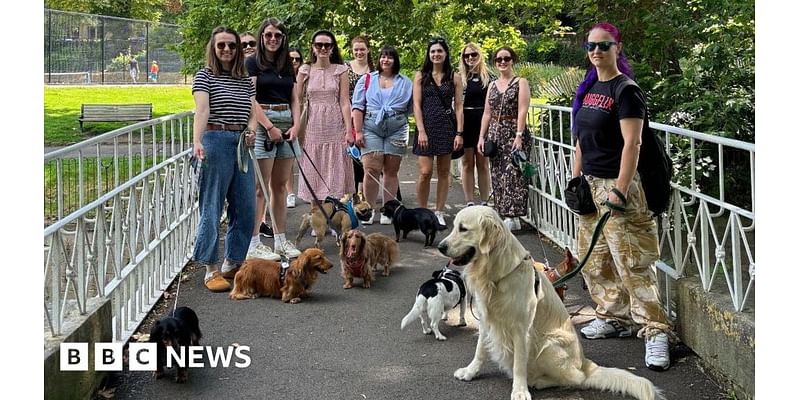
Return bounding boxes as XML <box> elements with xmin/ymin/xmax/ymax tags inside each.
<box><xmin>297</xmin><ymin>63</ymin><xmax>355</xmax><ymax>202</ymax></box>
<box><xmin>486</xmin><ymin>77</ymin><xmax>532</xmax><ymax>218</ymax></box>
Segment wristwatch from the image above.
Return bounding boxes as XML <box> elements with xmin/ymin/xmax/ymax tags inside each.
<box><xmin>515</xmin><ymin>131</ymin><xmax>524</xmax><ymax>137</ymax></box>
<box><xmin>456</xmin><ymin>131</ymin><xmax>463</xmax><ymax>137</ymax></box>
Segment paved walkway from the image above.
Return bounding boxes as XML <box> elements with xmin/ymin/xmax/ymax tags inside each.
<box><xmin>107</xmin><ymin>155</ymin><xmax>724</xmax><ymax>399</ymax></box>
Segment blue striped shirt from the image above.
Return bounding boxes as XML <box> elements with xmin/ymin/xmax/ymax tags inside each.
<box><xmin>351</xmin><ymin>71</ymin><xmax>413</xmax><ymax>122</ymax></box>
<box><xmin>192</xmin><ymin>68</ymin><xmax>255</xmax><ymax>125</ymax></box>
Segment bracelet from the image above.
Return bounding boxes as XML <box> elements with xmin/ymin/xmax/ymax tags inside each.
<box><xmin>266</xmin><ymin>125</ymin><xmax>275</xmax><ymax>131</ymax></box>
<box><xmin>456</xmin><ymin>131</ymin><xmax>463</xmax><ymax>137</ymax></box>
<box><xmin>515</xmin><ymin>131</ymin><xmax>524</xmax><ymax>137</ymax></box>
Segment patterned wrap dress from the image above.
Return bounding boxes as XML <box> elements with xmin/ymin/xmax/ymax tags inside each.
<box><xmin>412</xmin><ymin>78</ymin><xmax>456</xmax><ymax>157</ymax></box>
<box><xmin>297</xmin><ymin>64</ymin><xmax>355</xmax><ymax>202</ymax></box>
<box><xmin>486</xmin><ymin>77</ymin><xmax>532</xmax><ymax>218</ymax></box>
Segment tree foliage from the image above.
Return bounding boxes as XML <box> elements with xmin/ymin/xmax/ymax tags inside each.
<box><xmin>176</xmin><ymin>0</ymin><xmax>565</xmax><ymax>76</ymax></box>
<box><xmin>45</xmin><ymin>0</ymin><xmax>181</xmax><ymax>23</ymax></box>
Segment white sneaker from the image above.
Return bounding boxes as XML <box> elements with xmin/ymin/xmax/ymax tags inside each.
<box><xmin>513</xmin><ymin>217</ymin><xmax>521</xmax><ymax>231</ymax></box>
<box><xmin>286</xmin><ymin>193</ymin><xmax>296</xmax><ymax>208</ymax></box>
<box><xmin>580</xmin><ymin>318</ymin><xmax>634</xmax><ymax>340</ymax></box>
<box><xmin>247</xmin><ymin>243</ymin><xmax>281</xmax><ymax>261</ymax></box>
<box><xmin>362</xmin><ymin>210</ymin><xmax>376</xmax><ymax>225</ymax></box>
<box><xmin>434</xmin><ymin>210</ymin><xmax>446</xmax><ymax>227</ymax></box>
<box><xmin>276</xmin><ymin>239</ymin><xmax>302</xmax><ymax>259</ymax></box>
<box><xmin>380</xmin><ymin>214</ymin><xmax>392</xmax><ymax>225</ymax></box>
<box><xmin>645</xmin><ymin>332</ymin><xmax>671</xmax><ymax>371</ymax></box>
<box><xmin>503</xmin><ymin>217</ymin><xmax>515</xmax><ymax>231</ymax></box>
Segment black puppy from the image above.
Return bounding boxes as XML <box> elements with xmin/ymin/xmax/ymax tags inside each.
<box><xmin>380</xmin><ymin>199</ymin><xmax>446</xmax><ymax>247</ymax></box>
<box><xmin>149</xmin><ymin>306</ymin><xmax>202</xmax><ymax>383</ymax></box>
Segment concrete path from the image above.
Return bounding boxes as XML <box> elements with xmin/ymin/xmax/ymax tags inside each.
<box><xmin>106</xmin><ymin>155</ymin><xmax>724</xmax><ymax>400</ymax></box>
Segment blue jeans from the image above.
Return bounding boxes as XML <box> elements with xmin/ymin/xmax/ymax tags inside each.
<box><xmin>193</xmin><ymin>130</ymin><xmax>255</xmax><ymax>265</ymax></box>
<box><xmin>363</xmin><ymin>111</ymin><xmax>409</xmax><ymax>156</ymax></box>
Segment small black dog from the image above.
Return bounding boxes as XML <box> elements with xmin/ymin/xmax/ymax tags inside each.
<box><xmin>380</xmin><ymin>199</ymin><xmax>446</xmax><ymax>247</ymax></box>
<box><xmin>149</xmin><ymin>306</ymin><xmax>202</xmax><ymax>383</ymax></box>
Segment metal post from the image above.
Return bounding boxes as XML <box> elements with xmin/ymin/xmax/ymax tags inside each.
<box><xmin>100</xmin><ymin>18</ymin><xmax>105</xmax><ymax>84</ymax></box>
<box><xmin>145</xmin><ymin>22</ymin><xmax>150</xmax><ymax>82</ymax></box>
<box><xmin>47</xmin><ymin>9</ymin><xmax>52</xmax><ymax>84</ymax></box>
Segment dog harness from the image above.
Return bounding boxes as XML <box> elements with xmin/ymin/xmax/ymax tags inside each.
<box><xmin>344</xmin><ymin>200</ymin><xmax>359</xmax><ymax>229</ymax></box>
<box><xmin>440</xmin><ymin>266</ymin><xmax>467</xmax><ymax>307</ymax></box>
<box><xmin>347</xmin><ymin>257</ymin><xmax>366</xmax><ymax>278</ymax></box>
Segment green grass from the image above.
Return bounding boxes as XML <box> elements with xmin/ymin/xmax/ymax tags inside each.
<box><xmin>44</xmin><ymin>85</ymin><xmax>194</xmax><ymax>145</ymax></box>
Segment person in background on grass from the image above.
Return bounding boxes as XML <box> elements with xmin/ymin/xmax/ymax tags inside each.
<box><xmin>150</xmin><ymin>60</ymin><xmax>159</xmax><ymax>82</ymax></box>
<box><xmin>570</xmin><ymin>21</ymin><xmax>674</xmax><ymax>371</ymax></box>
<box><xmin>477</xmin><ymin>47</ymin><xmax>530</xmax><ymax>232</ymax></box>
<box><xmin>191</xmin><ymin>26</ymin><xmax>276</xmax><ymax>292</ymax></box>
<box><xmin>412</xmin><ymin>37</ymin><xmax>464</xmax><ymax>227</ymax></box>
<box><xmin>351</xmin><ymin>45</ymin><xmax>413</xmax><ymax>225</ymax></box>
<box><xmin>245</xmin><ymin>17</ymin><xmax>302</xmax><ymax>260</ymax></box>
<box><xmin>284</xmin><ymin>47</ymin><xmax>304</xmax><ymax>209</ymax></box>
<box><xmin>240</xmin><ymin>32</ymin><xmax>257</xmax><ymax>59</ymax></box>
<box><xmin>293</xmin><ymin>30</ymin><xmax>354</xmax><ymax>224</ymax></box>
<box><xmin>457</xmin><ymin>42</ymin><xmax>491</xmax><ymax>207</ymax></box>
<box><xmin>129</xmin><ymin>54</ymin><xmax>139</xmax><ymax>83</ymax></box>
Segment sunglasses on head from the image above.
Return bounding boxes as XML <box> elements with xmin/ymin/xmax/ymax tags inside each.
<box><xmin>313</xmin><ymin>42</ymin><xmax>333</xmax><ymax>50</ymax></box>
<box><xmin>215</xmin><ymin>42</ymin><xmax>237</xmax><ymax>50</ymax></box>
<box><xmin>243</xmin><ymin>41</ymin><xmax>257</xmax><ymax>48</ymax></box>
<box><xmin>263</xmin><ymin>32</ymin><xmax>284</xmax><ymax>40</ymax></box>
<box><xmin>494</xmin><ymin>56</ymin><xmax>513</xmax><ymax>64</ymax></box>
<box><xmin>428</xmin><ymin>38</ymin><xmax>446</xmax><ymax>45</ymax></box>
<box><xmin>463</xmin><ymin>52</ymin><xmax>479</xmax><ymax>60</ymax></box>
<box><xmin>584</xmin><ymin>41</ymin><xmax>617</xmax><ymax>52</ymax></box>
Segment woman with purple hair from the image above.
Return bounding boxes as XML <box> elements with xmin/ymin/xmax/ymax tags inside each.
<box><xmin>570</xmin><ymin>22</ymin><xmax>674</xmax><ymax>371</ymax></box>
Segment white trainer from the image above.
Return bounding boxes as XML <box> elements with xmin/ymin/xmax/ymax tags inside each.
<box><xmin>276</xmin><ymin>239</ymin><xmax>302</xmax><ymax>259</ymax></box>
<box><xmin>362</xmin><ymin>210</ymin><xmax>376</xmax><ymax>225</ymax></box>
<box><xmin>580</xmin><ymin>318</ymin><xmax>634</xmax><ymax>339</ymax></box>
<box><xmin>380</xmin><ymin>214</ymin><xmax>392</xmax><ymax>225</ymax></box>
<box><xmin>645</xmin><ymin>332</ymin><xmax>671</xmax><ymax>371</ymax></box>
<box><xmin>434</xmin><ymin>210</ymin><xmax>446</xmax><ymax>227</ymax></box>
<box><xmin>247</xmin><ymin>243</ymin><xmax>281</xmax><ymax>261</ymax></box>
<box><xmin>286</xmin><ymin>193</ymin><xmax>297</xmax><ymax>208</ymax></box>
<box><xmin>503</xmin><ymin>217</ymin><xmax>515</xmax><ymax>231</ymax></box>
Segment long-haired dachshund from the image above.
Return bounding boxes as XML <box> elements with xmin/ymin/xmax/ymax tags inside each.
<box><xmin>340</xmin><ymin>230</ymin><xmax>374</xmax><ymax>289</ymax></box>
<box><xmin>365</xmin><ymin>232</ymin><xmax>399</xmax><ymax>277</ymax></box>
<box><xmin>229</xmin><ymin>248</ymin><xmax>333</xmax><ymax>303</ymax></box>
<box><xmin>149</xmin><ymin>306</ymin><xmax>202</xmax><ymax>383</ymax></box>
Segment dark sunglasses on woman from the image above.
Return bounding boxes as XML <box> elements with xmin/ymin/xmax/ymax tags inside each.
<box><xmin>216</xmin><ymin>42</ymin><xmax>237</xmax><ymax>50</ymax></box>
<box><xmin>243</xmin><ymin>41</ymin><xmax>257</xmax><ymax>48</ymax></box>
<box><xmin>313</xmin><ymin>42</ymin><xmax>333</xmax><ymax>50</ymax></box>
<box><xmin>583</xmin><ymin>41</ymin><xmax>617</xmax><ymax>52</ymax></box>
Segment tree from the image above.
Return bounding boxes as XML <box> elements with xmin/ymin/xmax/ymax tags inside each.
<box><xmin>45</xmin><ymin>0</ymin><xmax>171</xmax><ymax>22</ymax></box>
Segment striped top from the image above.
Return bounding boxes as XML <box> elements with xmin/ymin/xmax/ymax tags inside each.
<box><xmin>192</xmin><ymin>68</ymin><xmax>256</xmax><ymax>125</ymax></box>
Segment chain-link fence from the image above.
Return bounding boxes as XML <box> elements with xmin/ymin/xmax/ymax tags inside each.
<box><xmin>44</xmin><ymin>9</ymin><xmax>187</xmax><ymax>85</ymax></box>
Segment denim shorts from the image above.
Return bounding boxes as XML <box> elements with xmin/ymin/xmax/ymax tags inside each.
<box><xmin>362</xmin><ymin>111</ymin><xmax>409</xmax><ymax>157</ymax></box>
<box><xmin>254</xmin><ymin>108</ymin><xmax>300</xmax><ymax>160</ymax></box>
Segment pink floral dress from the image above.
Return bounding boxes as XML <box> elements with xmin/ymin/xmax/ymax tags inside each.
<box><xmin>297</xmin><ymin>63</ymin><xmax>355</xmax><ymax>202</ymax></box>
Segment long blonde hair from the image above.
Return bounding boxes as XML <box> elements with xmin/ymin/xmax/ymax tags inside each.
<box><xmin>459</xmin><ymin>42</ymin><xmax>490</xmax><ymax>88</ymax></box>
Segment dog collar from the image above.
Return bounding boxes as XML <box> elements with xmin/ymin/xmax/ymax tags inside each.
<box><xmin>279</xmin><ymin>257</ymin><xmax>290</xmax><ymax>285</ymax></box>
<box><xmin>393</xmin><ymin>204</ymin><xmax>405</xmax><ymax>219</ymax></box>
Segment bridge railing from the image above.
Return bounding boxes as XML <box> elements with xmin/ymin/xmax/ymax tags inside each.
<box><xmin>44</xmin><ymin>113</ymin><xmax>197</xmax><ymax>342</ymax></box>
<box><xmin>526</xmin><ymin>104</ymin><xmax>755</xmax><ymax>313</ymax></box>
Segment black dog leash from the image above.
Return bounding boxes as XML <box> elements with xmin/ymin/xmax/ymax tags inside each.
<box><xmin>286</xmin><ymin>138</ymin><xmax>335</xmax><ymax>227</ymax></box>
<box><xmin>552</xmin><ymin>211</ymin><xmax>611</xmax><ymax>289</ymax></box>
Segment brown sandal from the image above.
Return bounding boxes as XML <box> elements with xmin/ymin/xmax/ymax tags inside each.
<box><xmin>204</xmin><ymin>271</ymin><xmax>231</xmax><ymax>292</ymax></box>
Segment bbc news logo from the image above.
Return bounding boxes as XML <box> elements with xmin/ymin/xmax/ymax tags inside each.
<box><xmin>60</xmin><ymin>343</ymin><xmax>251</xmax><ymax>371</ymax></box>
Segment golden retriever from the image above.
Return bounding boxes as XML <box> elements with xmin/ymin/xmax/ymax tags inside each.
<box><xmin>437</xmin><ymin>206</ymin><xmax>661</xmax><ymax>400</ymax></box>
<box><xmin>229</xmin><ymin>248</ymin><xmax>333</xmax><ymax>303</ymax></box>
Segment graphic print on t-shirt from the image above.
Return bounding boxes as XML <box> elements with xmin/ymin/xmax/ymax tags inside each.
<box><xmin>581</xmin><ymin>92</ymin><xmax>614</xmax><ymax>114</ymax></box>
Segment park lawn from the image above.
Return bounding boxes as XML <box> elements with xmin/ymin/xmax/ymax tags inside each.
<box><xmin>44</xmin><ymin>85</ymin><xmax>194</xmax><ymax>145</ymax></box>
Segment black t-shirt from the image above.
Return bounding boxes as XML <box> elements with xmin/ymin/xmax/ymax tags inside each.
<box><xmin>245</xmin><ymin>57</ymin><xmax>294</xmax><ymax>104</ymax></box>
<box><xmin>574</xmin><ymin>74</ymin><xmax>647</xmax><ymax>179</ymax></box>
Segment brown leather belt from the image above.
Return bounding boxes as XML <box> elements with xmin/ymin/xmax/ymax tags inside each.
<box><xmin>260</xmin><ymin>103</ymin><xmax>290</xmax><ymax>111</ymax></box>
<box><xmin>206</xmin><ymin>123</ymin><xmax>247</xmax><ymax>132</ymax></box>
<box><xmin>491</xmin><ymin>114</ymin><xmax>516</xmax><ymax>121</ymax></box>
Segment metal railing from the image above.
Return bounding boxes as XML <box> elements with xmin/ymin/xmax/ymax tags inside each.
<box><xmin>526</xmin><ymin>104</ymin><xmax>755</xmax><ymax>313</ymax></box>
<box><xmin>44</xmin><ymin>113</ymin><xmax>197</xmax><ymax>342</ymax></box>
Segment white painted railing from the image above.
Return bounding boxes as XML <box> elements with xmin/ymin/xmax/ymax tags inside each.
<box><xmin>44</xmin><ymin>113</ymin><xmax>197</xmax><ymax>342</ymax></box>
<box><xmin>526</xmin><ymin>104</ymin><xmax>755</xmax><ymax>313</ymax></box>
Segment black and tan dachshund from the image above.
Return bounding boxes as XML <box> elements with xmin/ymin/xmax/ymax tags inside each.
<box><xmin>149</xmin><ymin>306</ymin><xmax>202</xmax><ymax>383</ymax></box>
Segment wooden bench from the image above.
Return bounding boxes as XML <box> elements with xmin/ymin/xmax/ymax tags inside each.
<box><xmin>78</xmin><ymin>103</ymin><xmax>153</xmax><ymax>131</ymax></box>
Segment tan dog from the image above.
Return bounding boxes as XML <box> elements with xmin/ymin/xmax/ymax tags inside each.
<box><xmin>365</xmin><ymin>232</ymin><xmax>399</xmax><ymax>277</ymax></box>
<box><xmin>533</xmin><ymin>248</ymin><xmax>577</xmax><ymax>301</ymax></box>
<box><xmin>438</xmin><ymin>206</ymin><xmax>661</xmax><ymax>400</ymax></box>
<box><xmin>229</xmin><ymin>248</ymin><xmax>333</xmax><ymax>303</ymax></box>
<box><xmin>296</xmin><ymin>193</ymin><xmax>373</xmax><ymax>249</ymax></box>
<box><xmin>339</xmin><ymin>230</ymin><xmax>375</xmax><ymax>289</ymax></box>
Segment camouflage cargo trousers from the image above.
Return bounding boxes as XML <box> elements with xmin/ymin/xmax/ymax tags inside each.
<box><xmin>577</xmin><ymin>173</ymin><xmax>672</xmax><ymax>337</ymax></box>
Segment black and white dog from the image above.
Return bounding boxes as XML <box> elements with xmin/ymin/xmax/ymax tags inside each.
<box><xmin>400</xmin><ymin>266</ymin><xmax>467</xmax><ymax>341</ymax></box>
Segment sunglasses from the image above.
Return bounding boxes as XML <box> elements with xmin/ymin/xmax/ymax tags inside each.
<box><xmin>243</xmin><ymin>41</ymin><xmax>257</xmax><ymax>48</ymax></box>
<box><xmin>313</xmin><ymin>42</ymin><xmax>333</xmax><ymax>50</ymax></box>
<box><xmin>463</xmin><ymin>52</ymin><xmax>479</xmax><ymax>60</ymax></box>
<box><xmin>290</xmin><ymin>57</ymin><xmax>301</xmax><ymax>62</ymax></box>
<box><xmin>428</xmin><ymin>38</ymin><xmax>446</xmax><ymax>45</ymax></box>
<box><xmin>584</xmin><ymin>41</ymin><xmax>617</xmax><ymax>52</ymax></box>
<box><xmin>263</xmin><ymin>32</ymin><xmax>284</xmax><ymax>40</ymax></box>
<box><xmin>494</xmin><ymin>56</ymin><xmax>513</xmax><ymax>64</ymax></box>
<box><xmin>215</xmin><ymin>42</ymin><xmax>237</xmax><ymax>50</ymax></box>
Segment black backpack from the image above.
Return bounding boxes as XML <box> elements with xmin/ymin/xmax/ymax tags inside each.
<box><xmin>613</xmin><ymin>77</ymin><xmax>673</xmax><ymax>217</ymax></box>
